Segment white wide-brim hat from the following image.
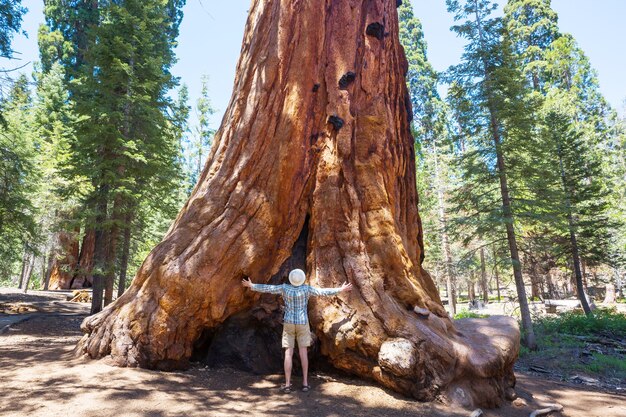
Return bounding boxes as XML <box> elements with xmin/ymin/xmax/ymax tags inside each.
<box><xmin>288</xmin><ymin>269</ymin><xmax>306</xmax><ymax>286</ymax></box>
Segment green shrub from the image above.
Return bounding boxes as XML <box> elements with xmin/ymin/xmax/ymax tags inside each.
<box><xmin>534</xmin><ymin>308</ymin><xmax>626</xmax><ymax>338</ymax></box>
<box><xmin>454</xmin><ymin>310</ymin><xmax>488</xmax><ymax>319</ymax></box>
<box><xmin>518</xmin><ymin>345</ymin><xmax>530</xmax><ymax>357</ymax></box>
<box><xmin>586</xmin><ymin>353</ymin><xmax>626</xmax><ymax>376</ymax></box>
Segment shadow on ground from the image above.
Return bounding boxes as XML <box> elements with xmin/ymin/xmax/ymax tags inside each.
<box><xmin>1</xmin><ymin>289</ymin><xmax>625</xmax><ymax>417</ymax></box>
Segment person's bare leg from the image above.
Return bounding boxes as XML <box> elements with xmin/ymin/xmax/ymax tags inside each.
<box><xmin>299</xmin><ymin>346</ymin><xmax>309</xmax><ymax>387</ymax></box>
<box><xmin>284</xmin><ymin>347</ymin><xmax>294</xmax><ymax>387</ymax></box>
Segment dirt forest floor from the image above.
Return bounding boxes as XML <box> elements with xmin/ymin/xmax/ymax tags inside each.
<box><xmin>1</xmin><ymin>288</ymin><xmax>624</xmax><ymax>417</ymax></box>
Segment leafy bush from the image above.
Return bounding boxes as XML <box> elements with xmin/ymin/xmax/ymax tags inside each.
<box><xmin>585</xmin><ymin>353</ymin><xmax>626</xmax><ymax>377</ymax></box>
<box><xmin>454</xmin><ymin>310</ymin><xmax>488</xmax><ymax>319</ymax></box>
<box><xmin>535</xmin><ymin>308</ymin><xmax>626</xmax><ymax>338</ymax></box>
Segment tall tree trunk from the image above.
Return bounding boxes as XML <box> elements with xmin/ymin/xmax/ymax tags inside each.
<box><xmin>22</xmin><ymin>254</ymin><xmax>35</xmax><ymax>294</ymax></box>
<box><xmin>39</xmin><ymin>255</ymin><xmax>46</xmax><ymax>289</ymax></box>
<box><xmin>117</xmin><ymin>211</ymin><xmax>133</xmax><ymax>298</ymax></box>
<box><xmin>104</xmin><ymin>196</ymin><xmax>123</xmax><ymax>306</ymax></box>
<box><xmin>491</xmin><ymin>114</ymin><xmax>536</xmax><ymax>349</ymax></box>
<box><xmin>473</xmin><ymin>0</ymin><xmax>535</xmax><ymax>349</ymax></box>
<box><xmin>72</xmin><ymin>228</ymin><xmax>96</xmax><ymax>288</ymax></box>
<box><xmin>528</xmin><ymin>256</ymin><xmax>541</xmax><ymax>301</ymax></box>
<box><xmin>492</xmin><ymin>245</ymin><xmax>501</xmax><ymax>302</ymax></box>
<box><xmin>17</xmin><ymin>245</ymin><xmax>28</xmax><ymax>289</ymax></box>
<box><xmin>43</xmin><ymin>250</ymin><xmax>54</xmax><ymax>290</ymax></box>
<box><xmin>545</xmin><ymin>270</ymin><xmax>555</xmax><ymax>299</ymax></box>
<box><xmin>615</xmin><ymin>268</ymin><xmax>624</xmax><ymax>299</ymax></box>
<box><xmin>557</xmin><ymin>146</ymin><xmax>592</xmax><ymax>316</ymax></box>
<box><xmin>48</xmin><ymin>228</ymin><xmax>81</xmax><ymax>290</ymax></box>
<box><xmin>567</xmin><ymin>225</ymin><xmax>592</xmax><ymax>315</ymax></box>
<box><xmin>581</xmin><ymin>258</ymin><xmax>589</xmax><ymax>291</ymax></box>
<box><xmin>480</xmin><ymin>247</ymin><xmax>488</xmax><ymax>303</ymax></box>
<box><xmin>468</xmin><ymin>271</ymin><xmax>476</xmax><ymax>302</ymax></box>
<box><xmin>433</xmin><ymin>141</ymin><xmax>455</xmax><ymax>316</ymax></box>
<box><xmin>91</xmin><ymin>187</ymin><xmax>109</xmax><ymax>315</ymax></box>
<box><xmin>77</xmin><ymin>1</ymin><xmax>519</xmax><ymax>407</ymax></box>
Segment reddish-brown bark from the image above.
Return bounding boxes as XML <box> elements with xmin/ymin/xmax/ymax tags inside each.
<box><xmin>71</xmin><ymin>229</ymin><xmax>95</xmax><ymax>289</ymax></box>
<box><xmin>77</xmin><ymin>0</ymin><xmax>519</xmax><ymax>408</ymax></box>
<box><xmin>47</xmin><ymin>230</ymin><xmax>80</xmax><ymax>290</ymax></box>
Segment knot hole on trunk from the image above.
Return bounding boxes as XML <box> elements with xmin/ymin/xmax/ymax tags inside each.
<box><xmin>366</xmin><ymin>22</ymin><xmax>385</xmax><ymax>40</ymax></box>
<box><xmin>338</xmin><ymin>72</ymin><xmax>356</xmax><ymax>89</ymax></box>
<box><xmin>328</xmin><ymin>115</ymin><xmax>344</xmax><ymax>131</ymax></box>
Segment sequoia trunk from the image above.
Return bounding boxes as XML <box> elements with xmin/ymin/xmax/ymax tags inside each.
<box><xmin>77</xmin><ymin>0</ymin><xmax>518</xmax><ymax>408</ymax></box>
<box><xmin>71</xmin><ymin>228</ymin><xmax>95</xmax><ymax>289</ymax></box>
<box><xmin>47</xmin><ymin>228</ymin><xmax>81</xmax><ymax>290</ymax></box>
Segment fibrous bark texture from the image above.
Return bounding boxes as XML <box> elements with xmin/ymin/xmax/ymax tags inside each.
<box><xmin>47</xmin><ymin>230</ymin><xmax>80</xmax><ymax>290</ymax></box>
<box><xmin>47</xmin><ymin>228</ymin><xmax>94</xmax><ymax>290</ymax></box>
<box><xmin>71</xmin><ymin>229</ymin><xmax>95</xmax><ymax>289</ymax></box>
<box><xmin>77</xmin><ymin>0</ymin><xmax>519</xmax><ymax>408</ymax></box>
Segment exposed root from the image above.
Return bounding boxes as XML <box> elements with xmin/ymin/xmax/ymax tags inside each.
<box><xmin>529</xmin><ymin>404</ymin><xmax>564</xmax><ymax>417</ymax></box>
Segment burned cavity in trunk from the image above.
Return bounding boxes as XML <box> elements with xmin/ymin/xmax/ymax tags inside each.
<box><xmin>191</xmin><ymin>217</ymin><xmax>326</xmax><ymax>374</ymax></box>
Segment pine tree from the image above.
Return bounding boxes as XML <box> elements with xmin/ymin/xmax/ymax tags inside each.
<box><xmin>190</xmin><ymin>75</ymin><xmax>216</xmax><ymax>185</ymax></box>
<box><xmin>41</xmin><ymin>0</ymin><xmax>187</xmax><ymax>311</ymax></box>
<box><xmin>31</xmin><ymin>61</ymin><xmax>85</xmax><ymax>290</ymax></box>
<box><xmin>39</xmin><ymin>0</ymin><xmax>100</xmax><ymax>77</ymax></box>
<box><xmin>504</xmin><ymin>0</ymin><xmax>621</xmax><ymax>311</ymax></box>
<box><xmin>503</xmin><ymin>0</ymin><xmax>559</xmax><ymax>91</ymax></box>
<box><xmin>0</xmin><ymin>0</ymin><xmax>27</xmax><ymax>119</ymax></box>
<box><xmin>399</xmin><ymin>1</ymin><xmax>458</xmax><ymax>315</ymax></box>
<box><xmin>446</xmin><ymin>0</ymin><xmax>537</xmax><ymax>347</ymax></box>
<box><xmin>0</xmin><ymin>75</ymin><xmax>38</xmax><ymax>281</ymax></box>
<box><xmin>0</xmin><ymin>0</ymin><xmax>26</xmax><ymax>59</ymax></box>
<box><xmin>540</xmin><ymin>37</ymin><xmax>615</xmax><ymax>314</ymax></box>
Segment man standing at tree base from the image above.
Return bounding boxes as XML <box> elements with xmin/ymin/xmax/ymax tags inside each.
<box><xmin>242</xmin><ymin>269</ymin><xmax>352</xmax><ymax>392</ymax></box>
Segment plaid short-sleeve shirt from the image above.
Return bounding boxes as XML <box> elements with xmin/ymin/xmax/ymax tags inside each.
<box><xmin>250</xmin><ymin>283</ymin><xmax>341</xmax><ymax>325</ymax></box>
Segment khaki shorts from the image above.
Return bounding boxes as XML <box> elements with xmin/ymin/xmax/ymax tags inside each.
<box><xmin>282</xmin><ymin>323</ymin><xmax>312</xmax><ymax>348</ymax></box>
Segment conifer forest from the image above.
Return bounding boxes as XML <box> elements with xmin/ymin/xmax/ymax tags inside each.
<box><xmin>0</xmin><ymin>1</ymin><xmax>625</xmax><ymax>416</ymax></box>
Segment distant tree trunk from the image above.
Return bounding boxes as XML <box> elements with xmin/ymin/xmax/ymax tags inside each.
<box><xmin>492</xmin><ymin>245</ymin><xmax>501</xmax><ymax>301</ymax></box>
<box><xmin>558</xmin><ymin>146</ymin><xmax>592</xmax><ymax>316</ymax></box>
<box><xmin>117</xmin><ymin>211</ymin><xmax>133</xmax><ymax>298</ymax></box>
<box><xmin>480</xmin><ymin>247</ymin><xmax>488</xmax><ymax>303</ymax></box>
<box><xmin>567</xmin><ymin>227</ymin><xmax>592</xmax><ymax>315</ymax></box>
<box><xmin>43</xmin><ymin>250</ymin><xmax>54</xmax><ymax>290</ymax></box>
<box><xmin>468</xmin><ymin>271</ymin><xmax>476</xmax><ymax>302</ymax></box>
<box><xmin>91</xmin><ymin>186</ymin><xmax>109</xmax><ymax>315</ymax></box>
<box><xmin>77</xmin><ymin>0</ymin><xmax>519</xmax><ymax>407</ymax></box>
<box><xmin>38</xmin><ymin>255</ymin><xmax>44</xmax><ymax>289</ymax></box>
<box><xmin>17</xmin><ymin>245</ymin><xmax>28</xmax><ymax>289</ymax></box>
<box><xmin>581</xmin><ymin>259</ymin><xmax>589</xmax><ymax>291</ymax></box>
<box><xmin>615</xmin><ymin>268</ymin><xmax>624</xmax><ymax>299</ymax></box>
<box><xmin>545</xmin><ymin>270</ymin><xmax>555</xmax><ymax>299</ymax></box>
<box><xmin>490</xmin><ymin>112</ymin><xmax>536</xmax><ymax>349</ymax></box>
<box><xmin>104</xmin><ymin>196</ymin><xmax>123</xmax><ymax>306</ymax></box>
<box><xmin>433</xmin><ymin>141</ymin><xmax>456</xmax><ymax>316</ymax></box>
<box><xmin>22</xmin><ymin>254</ymin><xmax>35</xmax><ymax>294</ymax></box>
<box><xmin>48</xmin><ymin>228</ymin><xmax>81</xmax><ymax>290</ymax></box>
<box><xmin>529</xmin><ymin>259</ymin><xmax>541</xmax><ymax>301</ymax></box>
<box><xmin>72</xmin><ymin>228</ymin><xmax>96</xmax><ymax>288</ymax></box>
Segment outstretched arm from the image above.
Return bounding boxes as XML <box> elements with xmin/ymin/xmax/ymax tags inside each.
<box><xmin>310</xmin><ymin>281</ymin><xmax>353</xmax><ymax>297</ymax></box>
<box><xmin>241</xmin><ymin>278</ymin><xmax>283</xmax><ymax>294</ymax></box>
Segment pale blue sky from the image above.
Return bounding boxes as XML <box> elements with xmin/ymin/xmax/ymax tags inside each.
<box><xmin>5</xmin><ymin>0</ymin><xmax>626</xmax><ymax>129</ymax></box>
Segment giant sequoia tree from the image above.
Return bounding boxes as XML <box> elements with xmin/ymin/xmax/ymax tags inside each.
<box><xmin>78</xmin><ymin>0</ymin><xmax>518</xmax><ymax>407</ymax></box>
